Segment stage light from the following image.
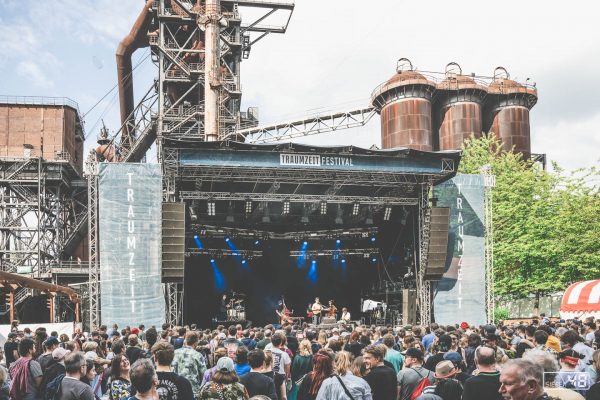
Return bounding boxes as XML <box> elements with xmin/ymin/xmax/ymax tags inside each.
<box><xmin>320</xmin><ymin>201</ymin><xmax>327</xmax><ymax>215</ymax></box>
<box><xmin>189</xmin><ymin>206</ymin><xmax>198</xmax><ymax>222</ymax></box>
<box><xmin>336</xmin><ymin>239</ymin><xmax>341</xmax><ymax>245</ymax></box>
<box><xmin>371</xmin><ymin>236</ymin><xmax>376</xmax><ymax>243</ymax></box>
<box><xmin>210</xmin><ymin>258</ymin><xmax>215</xmax><ymax>263</ymax></box>
<box><xmin>371</xmin><ymin>257</ymin><xmax>377</xmax><ymax>263</ymax></box>
<box><xmin>282</xmin><ymin>199</ymin><xmax>290</xmax><ymax>215</ymax></box>
<box><xmin>383</xmin><ymin>206</ymin><xmax>392</xmax><ymax>221</ymax></box>
<box><xmin>245</xmin><ymin>199</ymin><xmax>252</xmax><ymax>213</ymax></box>
<box><xmin>241</xmin><ymin>259</ymin><xmax>247</xmax><ymax>265</ymax></box>
<box><xmin>254</xmin><ymin>240</ymin><xmax>260</xmax><ymax>246</ymax></box>
<box><xmin>352</xmin><ymin>202</ymin><xmax>360</xmax><ymax>216</ymax></box>
<box><xmin>194</xmin><ymin>235</ymin><xmax>198</xmax><ymax>239</ymax></box>
<box><xmin>225</xmin><ymin>237</ymin><xmax>230</xmax><ymax>242</ymax></box>
<box><xmin>303</xmin><ymin>241</ymin><xmax>308</xmax><ymax>246</ymax></box>
<box><xmin>341</xmin><ymin>259</ymin><xmax>346</xmax><ymax>263</ymax></box>
<box><xmin>308</xmin><ymin>259</ymin><xmax>318</xmax><ymax>283</ymax></box>
<box><xmin>193</xmin><ymin>236</ymin><xmax>204</xmax><ymax>249</ymax></box>
<box><xmin>207</xmin><ymin>200</ymin><xmax>216</xmax><ymax>216</ymax></box>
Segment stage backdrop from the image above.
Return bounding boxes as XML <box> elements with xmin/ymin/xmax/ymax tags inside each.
<box><xmin>433</xmin><ymin>174</ymin><xmax>486</xmax><ymax>326</ymax></box>
<box><xmin>98</xmin><ymin>163</ymin><xmax>164</xmax><ymax>328</ymax></box>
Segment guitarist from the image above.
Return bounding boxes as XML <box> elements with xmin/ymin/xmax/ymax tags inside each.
<box><xmin>311</xmin><ymin>297</ymin><xmax>323</xmax><ymax>325</ymax></box>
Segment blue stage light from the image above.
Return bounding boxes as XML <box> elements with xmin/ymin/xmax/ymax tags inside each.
<box><xmin>372</xmin><ymin>257</ymin><xmax>377</xmax><ymax>263</ymax></box>
<box><xmin>210</xmin><ymin>258</ymin><xmax>215</xmax><ymax>263</ymax></box>
<box><xmin>241</xmin><ymin>259</ymin><xmax>247</xmax><ymax>265</ymax></box>
<box><xmin>371</xmin><ymin>236</ymin><xmax>376</xmax><ymax>242</ymax></box>
<box><xmin>341</xmin><ymin>259</ymin><xmax>346</xmax><ymax>263</ymax></box>
<box><xmin>255</xmin><ymin>240</ymin><xmax>260</xmax><ymax>246</ymax></box>
<box><xmin>193</xmin><ymin>235</ymin><xmax>198</xmax><ymax>239</ymax></box>
<box><xmin>336</xmin><ymin>239</ymin><xmax>341</xmax><ymax>244</ymax></box>
<box><xmin>303</xmin><ymin>241</ymin><xmax>308</xmax><ymax>246</ymax></box>
<box><xmin>225</xmin><ymin>237</ymin><xmax>230</xmax><ymax>242</ymax></box>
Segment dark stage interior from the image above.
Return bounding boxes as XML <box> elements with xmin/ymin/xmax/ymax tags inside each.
<box><xmin>183</xmin><ymin>212</ymin><xmax>417</xmax><ymax>327</ymax></box>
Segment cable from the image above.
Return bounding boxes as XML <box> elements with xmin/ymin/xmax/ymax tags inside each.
<box><xmin>83</xmin><ymin>50</ymin><xmax>152</xmax><ymax>139</ymax></box>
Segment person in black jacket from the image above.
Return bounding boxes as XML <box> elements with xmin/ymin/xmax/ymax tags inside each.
<box><xmin>240</xmin><ymin>349</ymin><xmax>277</xmax><ymax>400</ymax></box>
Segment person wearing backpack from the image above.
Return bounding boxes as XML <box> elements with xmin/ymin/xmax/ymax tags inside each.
<box><xmin>54</xmin><ymin>351</ymin><xmax>94</xmax><ymax>400</ymax></box>
<box><xmin>397</xmin><ymin>348</ymin><xmax>435</xmax><ymax>400</ymax></box>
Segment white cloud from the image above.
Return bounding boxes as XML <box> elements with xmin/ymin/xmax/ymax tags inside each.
<box><xmin>16</xmin><ymin>61</ymin><xmax>54</xmax><ymax>88</ymax></box>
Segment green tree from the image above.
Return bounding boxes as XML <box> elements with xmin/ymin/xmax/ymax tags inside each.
<box><xmin>459</xmin><ymin>134</ymin><xmax>600</xmax><ymax>299</ymax></box>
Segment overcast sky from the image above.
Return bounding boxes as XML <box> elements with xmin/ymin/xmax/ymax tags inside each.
<box><xmin>1</xmin><ymin>0</ymin><xmax>599</xmax><ymax>170</ymax></box>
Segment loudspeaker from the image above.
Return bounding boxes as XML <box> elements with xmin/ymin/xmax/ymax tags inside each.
<box><xmin>402</xmin><ymin>289</ymin><xmax>417</xmax><ymax>325</ymax></box>
<box><xmin>425</xmin><ymin>207</ymin><xmax>450</xmax><ymax>281</ymax></box>
<box><xmin>162</xmin><ymin>203</ymin><xmax>185</xmax><ymax>282</ymax></box>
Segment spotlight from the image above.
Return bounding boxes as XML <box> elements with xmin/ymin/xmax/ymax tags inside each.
<box><xmin>241</xmin><ymin>259</ymin><xmax>247</xmax><ymax>265</ymax></box>
<box><xmin>282</xmin><ymin>199</ymin><xmax>290</xmax><ymax>215</ymax></box>
<box><xmin>371</xmin><ymin>236</ymin><xmax>376</xmax><ymax>243</ymax></box>
<box><xmin>371</xmin><ymin>257</ymin><xmax>377</xmax><ymax>263</ymax></box>
<box><xmin>189</xmin><ymin>206</ymin><xmax>198</xmax><ymax>222</ymax></box>
<box><xmin>245</xmin><ymin>199</ymin><xmax>252</xmax><ymax>214</ymax></box>
<box><xmin>303</xmin><ymin>241</ymin><xmax>308</xmax><ymax>246</ymax></box>
<box><xmin>311</xmin><ymin>260</ymin><xmax>316</xmax><ymax>264</ymax></box>
<box><xmin>336</xmin><ymin>239</ymin><xmax>341</xmax><ymax>245</ymax></box>
<box><xmin>352</xmin><ymin>202</ymin><xmax>360</xmax><ymax>216</ymax></box>
<box><xmin>341</xmin><ymin>259</ymin><xmax>346</xmax><ymax>263</ymax></box>
<box><xmin>225</xmin><ymin>237</ymin><xmax>230</xmax><ymax>242</ymax></box>
<box><xmin>254</xmin><ymin>240</ymin><xmax>260</xmax><ymax>246</ymax></box>
<box><xmin>383</xmin><ymin>206</ymin><xmax>392</xmax><ymax>221</ymax></box>
<box><xmin>320</xmin><ymin>201</ymin><xmax>327</xmax><ymax>215</ymax></box>
<box><xmin>207</xmin><ymin>200</ymin><xmax>216</xmax><ymax>216</ymax></box>
<box><xmin>194</xmin><ymin>235</ymin><xmax>198</xmax><ymax>239</ymax></box>
<box><xmin>210</xmin><ymin>258</ymin><xmax>215</xmax><ymax>263</ymax></box>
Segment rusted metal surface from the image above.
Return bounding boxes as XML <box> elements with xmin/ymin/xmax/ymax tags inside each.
<box><xmin>436</xmin><ymin>75</ymin><xmax>487</xmax><ymax>150</ymax></box>
<box><xmin>485</xmin><ymin>77</ymin><xmax>538</xmax><ymax>158</ymax></box>
<box><xmin>116</xmin><ymin>0</ymin><xmax>154</xmax><ymax>144</ymax></box>
<box><xmin>204</xmin><ymin>0</ymin><xmax>221</xmax><ymax>141</ymax></box>
<box><xmin>380</xmin><ymin>99</ymin><xmax>433</xmax><ymax>151</ymax></box>
<box><xmin>0</xmin><ymin>271</ymin><xmax>80</xmax><ymax>303</ymax></box>
<box><xmin>372</xmin><ymin>69</ymin><xmax>436</xmax><ymax>151</ymax></box>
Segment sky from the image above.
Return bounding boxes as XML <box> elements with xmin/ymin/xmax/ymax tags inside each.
<box><xmin>1</xmin><ymin>0</ymin><xmax>599</xmax><ymax>170</ymax></box>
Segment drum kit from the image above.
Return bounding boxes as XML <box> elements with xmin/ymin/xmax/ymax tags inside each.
<box><xmin>227</xmin><ymin>296</ymin><xmax>246</xmax><ymax>321</ymax></box>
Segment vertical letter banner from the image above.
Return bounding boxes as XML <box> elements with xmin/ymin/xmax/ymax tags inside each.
<box><xmin>433</xmin><ymin>174</ymin><xmax>486</xmax><ymax>326</ymax></box>
<box><xmin>98</xmin><ymin>163</ymin><xmax>164</xmax><ymax>328</ymax></box>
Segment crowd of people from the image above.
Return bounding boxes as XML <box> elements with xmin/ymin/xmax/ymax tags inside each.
<box><xmin>2</xmin><ymin>315</ymin><xmax>600</xmax><ymax>400</ymax></box>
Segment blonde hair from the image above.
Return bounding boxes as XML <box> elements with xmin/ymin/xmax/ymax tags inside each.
<box><xmin>263</xmin><ymin>350</ymin><xmax>273</xmax><ymax>368</ymax></box>
<box><xmin>334</xmin><ymin>351</ymin><xmax>352</xmax><ymax>375</ymax></box>
<box><xmin>593</xmin><ymin>349</ymin><xmax>600</xmax><ymax>373</ymax></box>
<box><xmin>350</xmin><ymin>355</ymin><xmax>366</xmax><ymax>377</ymax></box>
<box><xmin>0</xmin><ymin>365</ymin><xmax>6</xmax><ymax>385</ymax></box>
<box><xmin>298</xmin><ymin>339</ymin><xmax>312</xmax><ymax>357</ymax></box>
<box><xmin>318</xmin><ymin>332</ymin><xmax>327</xmax><ymax>347</ymax></box>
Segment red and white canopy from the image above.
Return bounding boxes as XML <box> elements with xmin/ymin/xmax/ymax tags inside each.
<box><xmin>560</xmin><ymin>280</ymin><xmax>600</xmax><ymax>319</ymax></box>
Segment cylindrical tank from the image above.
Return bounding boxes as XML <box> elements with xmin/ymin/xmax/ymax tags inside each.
<box><xmin>485</xmin><ymin>67</ymin><xmax>538</xmax><ymax>159</ymax></box>
<box><xmin>436</xmin><ymin>64</ymin><xmax>487</xmax><ymax>151</ymax></box>
<box><xmin>371</xmin><ymin>59</ymin><xmax>436</xmax><ymax>151</ymax></box>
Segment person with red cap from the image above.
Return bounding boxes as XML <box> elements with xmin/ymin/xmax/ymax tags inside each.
<box><xmin>460</xmin><ymin>322</ymin><xmax>469</xmax><ymax>331</ymax></box>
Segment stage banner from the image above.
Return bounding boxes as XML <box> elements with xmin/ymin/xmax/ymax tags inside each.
<box><xmin>433</xmin><ymin>174</ymin><xmax>486</xmax><ymax>326</ymax></box>
<box><xmin>98</xmin><ymin>163</ymin><xmax>164</xmax><ymax>328</ymax></box>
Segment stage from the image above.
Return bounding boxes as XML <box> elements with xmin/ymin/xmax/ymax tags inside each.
<box><xmin>164</xmin><ymin>140</ymin><xmax>460</xmax><ymax>326</ymax></box>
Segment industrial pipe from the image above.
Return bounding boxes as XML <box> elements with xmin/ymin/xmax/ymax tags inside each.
<box><xmin>204</xmin><ymin>0</ymin><xmax>221</xmax><ymax>141</ymax></box>
<box><xmin>116</xmin><ymin>0</ymin><xmax>154</xmax><ymax>146</ymax></box>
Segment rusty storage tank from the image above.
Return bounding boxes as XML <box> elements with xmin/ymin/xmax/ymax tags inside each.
<box><xmin>484</xmin><ymin>67</ymin><xmax>538</xmax><ymax>159</ymax></box>
<box><xmin>435</xmin><ymin>62</ymin><xmax>488</xmax><ymax>151</ymax></box>
<box><xmin>371</xmin><ymin>58</ymin><xmax>436</xmax><ymax>151</ymax></box>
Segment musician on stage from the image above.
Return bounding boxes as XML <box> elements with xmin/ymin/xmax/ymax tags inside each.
<box><xmin>311</xmin><ymin>297</ymin><xmax>322</xmax><ymax>325</ymax></box>
<box><xmin>220</xmin><ymin>294</ymin><xmax>228</xmax><ymax>320</ymax></box>
<box><xmin>327</xmin><ymin>300</ymin><xmax>338</xmax><ymax>320</ymax></box>
<box><xmin>340</xmin><ymin>307</ymin><xmax>351</xmax><ymax>323</ymax></box>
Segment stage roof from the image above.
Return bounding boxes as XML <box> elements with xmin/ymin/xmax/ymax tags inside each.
<box><xmin>166</xmin><ymin>140</ymin><xmax>461</xmax><ymax>231</ymax></box>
